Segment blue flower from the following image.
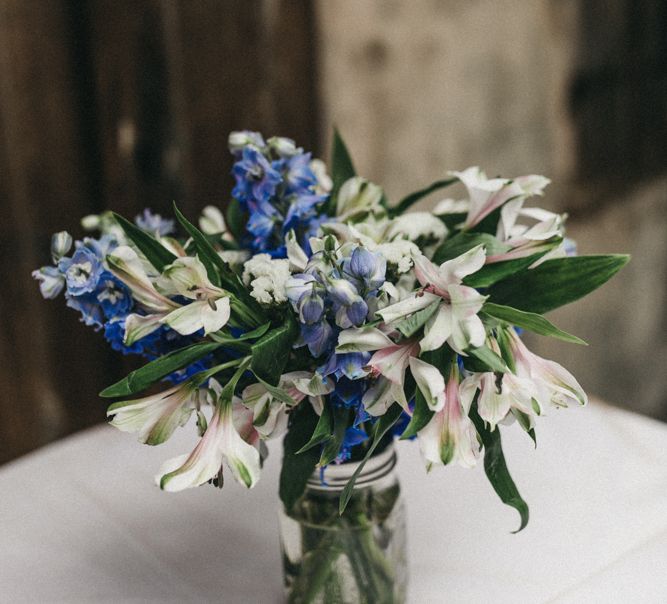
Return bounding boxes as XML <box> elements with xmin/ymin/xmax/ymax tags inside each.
<box><xmin>301</xmin><ymin>320</ymin><xmax>335</xmax><ymax>358</ymax></box>
<box><xmin>232</xmin><ymin>146</ymin><xmax>282</xmax><ymax>203</ymax></box>
<box><xmin>58</xmin><ymin>246</ymin><xmax>104</xmax><ymax>296</ymax></box>
<box><xmin>347</xmin><ymin>247</ymin><xmax>386</xmax><ymax>291</ymax></box>
<box><xmin>280</xmin><ymin>153</ymin><xmax>318</xmax><ymax>195</ymax></box>
<box><xmin>298</xmin><ymin>290</ymin><xmax>325</xmax><ymax>324</ymax></box>
<box><xmin>135</xmin><ymin>209</ymin><xmax>175</xmax><ymax>236</ymax></box>
<box><xmin>95</xmin><ymin>272</ymin><xmax>132</xmax><ymax>319</ymax></box>
<box><xmin>66</xmin><ymin>293</ymin><xmax>105</xmax><ymax>329</ymax></box>
<box><xmin>335</xmin><ymin>426</ymin><xmax>370</xmax><ymax>463</ymax></box>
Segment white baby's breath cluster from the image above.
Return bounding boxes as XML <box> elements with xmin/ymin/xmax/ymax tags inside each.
<box><xmin>242</xmin><ymin>254</ymin><xmax>291</xmax><ymax>305</ymax></box>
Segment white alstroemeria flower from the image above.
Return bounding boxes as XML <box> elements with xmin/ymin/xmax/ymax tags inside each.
<box><xmin>157</xmin><ymin>256</ymin><xmax>231</xmax><ymax>336</ymax></box>
<box><xmin>199</xmin><ymin>205</ymin><xmax>227</xmax><ymax>236</ymax></box>
<box><xmin>362</xmin><ymin>340</ymin><xmax>419</xmax><ymax>415</ymax></box>
<box><xmin>157</xmin><ymin>389</ymin><xmax>261</xmax><ymax>492</ymax></box>
<box><xmin>32</xmin><ymin>266</ymin><xmax>65</xmax><ymax>299</ymax></box>
<box><xmin>336</xmin><ymin>177</ymin><xmax>384</xmax><ymax>221</ymax></box>
<box><xmin>461</xmin><ymin>371</ymin><xmax>540</xmax><ymax>431</ymax></box>
<box><xmin>375</xmin><ymin>240</ymin><xmax>420</xmax><ymax>274</ymax></box>
<box><xmin>336</xmin><ymin>326</ymin><xmax>394</xmax><ymax>353</ymax></box>
<box><xmin>241</xmin><ymin>371</ymin><xmax>311</xmax><ymax>439</ymax></box>
<box><xmin>242</xmin><ymin>253</ymin><xmax>291</xmax><ymax>305</ymax></box>
<box><xmin>218</xmin><ymin>249</ymin><xmax>251</xmax><ymax>267</ymax></box>
<box><xmin>106</xmin><ymin>381</ymin><xmax>199</xmax><ymax>445</ymax></box>
<box><xmin>418</xmin><ymin>366</ymin><xmax>479</xmax><ymax>469</ymax></box>
<box><xmin>385</xmin><ymin>212</ymin><xmax>448</xmax><ymax>244</ymax></box>
<box><xmin>286</xmin><ymin>230</ymin><xmax>309</xmax><ymax>271</ymax></box>
<box><xmin>452</xmin><ymin>167</ymin><xmax>550</xmax><ymax>230</ymax></box>
<box><xmin>409</xmin><ymin>357</ymin><xmax>446</xmax><ymax>412</ymax></box>
<box><xmin>378</xmin><ymin>246</ymin><xmax>487</xmax><ymax>354</ymax></box>
<box><xmin>310</xmin><ymin>158</ymin><xmax>333</xmax><ymax>194</ymax></box>
<box><xmin>107</xmin><ymin>246</ymin><xmax>178</xmax><ymax>313</ymax></box>
<box><xmin>507</xmin><ymin>330</ymin><xmax>587</xmax><ymax>408</ymax></box>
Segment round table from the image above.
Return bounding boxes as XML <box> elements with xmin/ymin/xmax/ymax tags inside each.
<box><xmin>1</xmin><ymin>399</ymin><xmax>665</xmax><ymax>603</ymax></box>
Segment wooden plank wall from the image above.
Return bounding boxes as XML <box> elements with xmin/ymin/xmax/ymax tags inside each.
<box><xmin>0</xmin><ymin>0</ymin><xmax>319</xmax><ymax>464</ymax></box>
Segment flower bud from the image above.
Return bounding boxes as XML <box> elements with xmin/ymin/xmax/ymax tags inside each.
<box><xmin>50</xmin><ymin>231</ymin><xmax>72</xmax><ymax>263</ymax></box>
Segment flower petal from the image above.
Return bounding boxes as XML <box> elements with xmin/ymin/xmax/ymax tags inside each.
<box><xmin>409</xmin><ymin>357</ymin><xmax>446</xmax><ymax>411</ymax></box>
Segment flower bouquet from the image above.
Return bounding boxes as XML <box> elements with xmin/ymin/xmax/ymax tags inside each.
<box><xmin>34</xmin><ymin>130</ymin><xmax>627</xmax><ymax>603</ymax></box>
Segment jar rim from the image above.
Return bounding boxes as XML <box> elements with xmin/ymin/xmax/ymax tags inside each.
<box><xmin>306</xmin><ymin>444</ymin><xmax>397</xmax><ymax>492</ymax></box>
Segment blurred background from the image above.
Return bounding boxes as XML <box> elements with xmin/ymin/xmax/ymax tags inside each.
<box><xmin>1</xmin><ymin>0</ymin><xmax>665</xmax><ymax>465</ymax></box>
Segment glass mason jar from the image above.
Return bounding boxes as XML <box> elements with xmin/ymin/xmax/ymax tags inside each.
<box><xmin>279</xmin><ymin>444</ymin><xmax>407</xmax><ymax>604</ymax></box>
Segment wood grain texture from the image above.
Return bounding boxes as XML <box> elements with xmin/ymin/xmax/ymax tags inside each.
<box><xmin>0</xmin><ymin>0</ymin><xmax>319</xmax><ymax>464</ymax></box>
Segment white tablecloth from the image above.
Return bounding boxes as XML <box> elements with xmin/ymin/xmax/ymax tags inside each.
<box><xmin>1</xmin><ymin>399</ymin><xmax>665</xmax><ymax>603</ymax></box>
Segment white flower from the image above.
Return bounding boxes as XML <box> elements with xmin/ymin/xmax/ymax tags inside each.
<box><xmin>409</xmin><ymin>357</ymin><xmax>446</xmax><ymax>412</ymax></box>
<box><xmin>451</xmin><ymin>167</ymin><xmax>550</xmax><ymax>230</ymax></box>
<box><xmin>433</xmin><ymin>198</ymin><xmax>469</xmax><ymax>216</ymax></box>
<box><xmin>378</xmin><ymin>246</ymin><xmax>488</xmax><ymax>354</ymax></box>
<box><xmin>418</xmin><ymin>366</ymin><xmax>479</xmax><ymax>469</ymax></box>
<box><xmin>336</xmin><ymin>177</ymin><xmax>384</xmax><ymax>221</ymax></box>
<box><xmin>241</xmin><ymin>371</ymin><xmax>312</xmax><ymax>439</ymax></box>
<box><xmin>199</xmin><ymin>205</ymin><xmax>227</xmax><ymax>235</ymax></box>
<box><xmin>157</xmin><ymin>385</ymin><xmax>261</xmax><ymax>491</ymax></box>
<box><xmin>32</xmin><ymin>266</ymin><xmax>65</xmax><ymax>299</ymax></box>
<box><xmin>106</xmin><ymin>382</ymin><xmax>198</xmax><ymax>445</ymax></box>
<box><xmin>242</xmin><ymin>254</ymin><xmax>292</xmax><ymax>305</ymax></box>
<box><xmin>107</xmin><ymin>246</ymin><xmax>178</xmax><ymax>313</ymax></box>
<box><xmin>286</xmin><ymin>230</ymin><xmax>309</xmax><ymax>271</ymax></box>
<box><xmin>218</xmin><ymin>249</ymin><xmax>250</xmax><ymax>267</ymax></box>
<box><xmin>375</xmin><ymin>240</ymin><xmax>420</xmax><ymax>273</ymax></box>
<box><xmin>385</xmin><ymin>212</ymin><xmax>447</xmax><ymax>244</ymax></box>
<box><xmin>51</xmin><ymin>231</ymin><xmax>73</xmax><ymax>262</ymax></box>
<box><xmin>157</xmin><ymin>256</ymin><xmax>231</xmax><ymax>336</ymax></box>
<box><xmin>508</xmin><ymin>330</ymin><xmax>587</xmax><ymax>409</ymax></box>
<box><xmin>310</xmin><ymin>158</ymin><xmax>333</xmax><ymax>194</ymax></box>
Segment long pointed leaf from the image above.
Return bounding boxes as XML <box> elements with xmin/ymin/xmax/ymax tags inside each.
<box><xmin>488</xmin><ymin>255</ymin><xmax>630</xmax><ymax>314</ymax></box>
<box><xmin>339</xmin><ymin>403</ymin><xmax>403</xmax><ymax>515</ymax></box>
<box><xmin>399</xmin><ymin>389</ymin><xmax>433</xmax><ymax>440</ymax></box>
<box><xmin>296</xmin><ymin>404</ymin><xmax>333</xmax><ymax>454</ymax></box>
<box><xmin>250</xmin><ymin>317</ymin><xmax>298</xmax><ymax>386</ymax></box>
<box><xmin>470</xmin><ymin>403</ymin><xmax>529</xmax><ymax>532</ymax></box>
<box><xmin>280</xmin><ymin>403</ymin><xmax>320</xmax><ymax>511</ymax></box>
<box><xmin>483</xmin><ymin>302</ymin><xmax>586</xmax><ymax>345</ymax></box>
<box><xmin>99</xmin><ymin>342</ymin><xmax>222</xmax><ymax>398</ymax></box>
<box><xmin>319</xmin><ymin>407</ymin><xmax>350</xmax><ymax>467</ymax></box>
<box><xmin>112</xmin><ymin>212</ymin><xmax>177</xmax><ymax>271</ymax></box>
<box><xmin>389</xmin><ymin>177</ymin><xmax>457</xmax><ymax>217</ymax></box>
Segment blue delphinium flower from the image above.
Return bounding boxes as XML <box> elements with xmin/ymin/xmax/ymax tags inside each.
<box><xmin>229</xmin><ymin>131</ymin><xmax>330</xmax><ymax>256</ymax></box>
<box><xmin>58</xmin><ymin>245</ymin><xmax>104</xmax><ymax>296</ymax></box>
<box><xmin>232</xmin><ymin>146</ymin><xmax>282</xmax><ymax>203</ymax></box>
<box><xmin>135</xmin><ymin>209</ymin><xmax>175</xmax><ymax>236</ymax></box>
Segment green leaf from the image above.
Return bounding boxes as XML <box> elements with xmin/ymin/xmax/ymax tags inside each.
<box><xmin>395</xmin><ymin>300</ymin><xmax>440</xmax><ymax>338</ymax></box>
<box><xmin>296</xmin><ymin>404</ymin><xmax>333</xmax><ymax>454</ymax></box>
<box><xmin>225</xmin><ymin>198</ymin><xmax>246</xmax><ymax>242</ymax></box>
<box><xmin>331</xmin><ymin>128</ymin><xmax>356</xmax><ymax>194</ymax></box>
<box><xmin>173</xmin><ymin>204</ymin><xmax>224</xmax><ymax>287</ymax></box>
<box><xmin>389</xmin><ymin>177</ymin><xmax>457</xmax><ymax>217</ymax></box>
<box><xmin>432</xmin><ymin>232</ymin><xmax>509</xmax><ymax>265</ymax></box>
<box><xmin>319</xmin><ymin>407</ymin><xmax>349</xmax><ymax>467</ymax></box>
<box><xmin>483</xmin><ymin>302</ymin><xmax>586</xmax><ymax>345</ymax></box>
<box><xmin>488</xmin><ymin>255</ymin><xmax>630</xmax><ymax>314</ymax></box>
<box><xmin>468</xmin><ymin>345</ymin><xmax>509</xmax><ymax>373</ymax></box>
<box><xmin>339</xmin><ymin>403</ymin><xmax>403</xmax><ymax>515</ymax></box>
<box><xmin>209</xmin><ymin>322</ymin><xmax>271</xmax><ymax>346</ymax></box>
<box><xmin>470</xmin><ymin>403</ymin><xmax>529</xmax><ymax>532</ymax></box>
<box><xmin>250</xmin><ymin>317</ymin><xmax>298</xmax><ymax>386</ymax></box>
<box><xmin>99</xmin><ymin>342</ymin><xmax>222</xmax><ymax>398</ymax></box>
<box><xmin>463</xmin><ymin>247</ymin><xmax>558</xmax><ymax>288</ymax></box>
<box><xmin>112</xmin><ymin>212</ymin><xmax>177</xmax><ymax>271</ymax></box>
<box><xmin>280</xmin><ymin>403</ymin><xmax>320</xmax><ymax>511</ymax></box>
<box><xmin>399</xmin><ymin>388</ymin><xmax>434</xmax><ymax>440</ymax></box>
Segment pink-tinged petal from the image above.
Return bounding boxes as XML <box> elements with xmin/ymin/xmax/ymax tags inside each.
<box><xmin>418</xmin><ymin>367</ymin><xmax>479</xmax><ymax>468</ymax></box>
<box><xmin>409</xmin><ymin>357</ymin><xmax>445</xmax><ymax>411</ymax></box>
<box><xmin>367</xmin><ymin>341</ymin><xmax>419</xmax><ymax>385</ymax></box>
<box><xmin>107</xmin><ymin>246</ymin><xmax>177</xmax><ymax>313</ymax></box>
<box><xmin>107</xmin><ymin>383</ymin><xmax>196</xmax><ymax>445</ymax></box>
<box><xmin>419</xmin><ymin>303</ymin><xmax>452</xmax><ymax>352</ymax></box>
<box><xmin>438</xmin><ymin>245</ymin><xmax>487</xmax><ymax>283</ymax></box>
<box><xmin>413</xmin><ymin>253</ymin><xmax>446</xmax><ymax>290</ymax></box>
<box><xmin>123</xmin><ymin>313</ymin><xmax>164</xmax><ymax>345</ymax></box>
<box><xmin>377</xmin><ymin>291</ymin><xmax>440</xmax><ymax>324</ymax></box>
<box><xmin>362</xmin><ymin>378</ymin><xmax>408</xmax><ymax>416</ymax></box>
<box><xmin>509</xmin><ymin>330</ymin><xmax>587</xmax><ymax>408</ymax></box>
